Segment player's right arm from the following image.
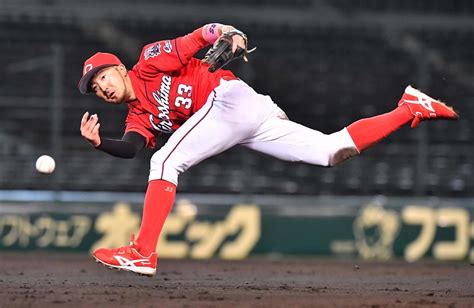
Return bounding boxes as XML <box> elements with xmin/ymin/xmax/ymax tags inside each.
<box><xmin>80</xmin><ymin>112</ymin><xmax>145</xmax><ymax>158</ymax></box>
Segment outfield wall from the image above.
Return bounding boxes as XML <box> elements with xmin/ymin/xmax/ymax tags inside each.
<box><xmin>0</xmin><ymin>192</ymin><xmax>473</xmax><ymax>263</ymax></box>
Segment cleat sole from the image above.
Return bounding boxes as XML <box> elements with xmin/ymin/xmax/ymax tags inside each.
<box><xmin>92</xmin><ymin>256</ymin><xmax>156</xmax><ymax>277</ymax></box>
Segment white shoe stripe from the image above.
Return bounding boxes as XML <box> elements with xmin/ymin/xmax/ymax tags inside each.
<box><xmin>114</xmin><ymin>255</ymin><xmax>152</xmax><ymax>267</ymax></box>
<box><xmin>404</xmin><ymin>86</ymin><xmax>436</xmax><ymax>112</ymax></box>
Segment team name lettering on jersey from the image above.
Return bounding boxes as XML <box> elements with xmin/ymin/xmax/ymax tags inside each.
<box><xmin>149</xmin><ymin>75</ymin><xmax>174</xmax><ymax>134</ymax></box>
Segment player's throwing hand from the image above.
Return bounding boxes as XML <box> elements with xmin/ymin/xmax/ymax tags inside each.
<box><xmin>80</xmin><ymin>111</ymin><xmax>101</xmax><ymax>147</ymax></box>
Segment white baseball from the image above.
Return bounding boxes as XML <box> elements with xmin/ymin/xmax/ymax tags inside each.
<box><xmin>35</xmin><ymin>155</ymin><xmax>56</xmax><ymax>174</ymax></box>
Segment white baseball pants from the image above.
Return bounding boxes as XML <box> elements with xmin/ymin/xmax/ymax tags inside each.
<box><xmin>149</xmin><ymin>79</ymin><xmax>358</xmax><ymax>185</ymax></box>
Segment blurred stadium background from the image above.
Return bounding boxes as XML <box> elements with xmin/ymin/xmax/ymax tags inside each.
<box><xmin>0</xmin><ymin>0</ymin><xmax>473</xmax><ymax>262</ymax></box>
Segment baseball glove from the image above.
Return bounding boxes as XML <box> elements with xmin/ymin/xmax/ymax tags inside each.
<box><xmin>203</xmin><ymin>30</ymin><xmax>256</xmax><ymax>73</ymax></box>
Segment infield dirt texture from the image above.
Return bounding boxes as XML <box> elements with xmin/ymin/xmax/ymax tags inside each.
<box><xmin>0</xmin><ymin>253</ymin><xmax>472</xmax><ymax>307</ymax></box>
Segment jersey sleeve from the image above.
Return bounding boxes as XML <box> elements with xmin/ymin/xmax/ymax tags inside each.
<box><xmin>136</xmin><ymin>27</ymin><xmax>209</xmax><ymax>75</ymax></box>
<box><xmin>125</xmin><ymin>112</ymin><xmax>157</xmax><ymax>149</ymax></box>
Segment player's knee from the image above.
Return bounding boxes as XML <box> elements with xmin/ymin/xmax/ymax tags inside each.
<box><xmin>324</xmin><ymin>131</ymin><xmax>359</xmax><ymax>167</ymax></box>
<box><xmin>327</xmin><ymin>147</ymin><xmax>359</xmax><ymax>167</ymax></box>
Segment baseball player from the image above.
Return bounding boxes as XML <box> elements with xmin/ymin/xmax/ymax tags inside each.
<box><xmin>78</xmin><ymin>23</ymin><xmax>458</xmax><ymax>276</ymax></box>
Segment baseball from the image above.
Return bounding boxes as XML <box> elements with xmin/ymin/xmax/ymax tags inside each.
<box><xmin>35</xmin><ymin>155</ymin><xmax>56</xmax><ymax>174</ymax></box>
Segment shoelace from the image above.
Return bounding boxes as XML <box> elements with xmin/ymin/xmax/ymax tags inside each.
<box><xmin>109</xmin><ymin>234</ymin><xmax>138</xmax><ymax>254</ymax></box>
<box><xmin>110</xmin><ymin>245</ymin><xmax>132</xmax><ymax>254</ymax></box>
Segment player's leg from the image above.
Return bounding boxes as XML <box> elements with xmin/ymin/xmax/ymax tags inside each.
<box><xmin>242</xmin><ymin>85</ymin><xmax>458</xmax><ymax>164</ymax></box>
<box><xmin>135</xmin><ymin>80</ymin><xmax>270</xmax><ymax>257</ymax></box>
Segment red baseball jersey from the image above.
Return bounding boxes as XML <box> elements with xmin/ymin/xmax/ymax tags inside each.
<box><xmin>125</xmin><ymin>28</ymin><xmax>236</xmax><ymax>148</ymax></box>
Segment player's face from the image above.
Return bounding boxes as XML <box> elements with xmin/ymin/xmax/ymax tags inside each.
<box><xmin>90</xmin><ymin>66</ymin><xmax>128</xmax><ymax>104</ymax></box>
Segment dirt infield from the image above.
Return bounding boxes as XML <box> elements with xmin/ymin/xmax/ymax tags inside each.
<box><xmin>0</xmin><ymin>253</ymin><xmax>473</xmax><ymax>307</ymax></box>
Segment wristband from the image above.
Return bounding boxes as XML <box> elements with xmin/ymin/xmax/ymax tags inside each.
<box><xmin>202</xmin><ymin>23</ymin><xmax>223</xmax><ymax>44</ymax></box>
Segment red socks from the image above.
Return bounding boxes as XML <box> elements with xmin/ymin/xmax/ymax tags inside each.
<box><xmin>347</xmin><ymin>105</ymin><xmax>413</xmax><ymax>152</ymax></box>
<box><xmin>136</xmin><ymin>179</ymin><xmax>176</xmax><ymax>256</ymax></box>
